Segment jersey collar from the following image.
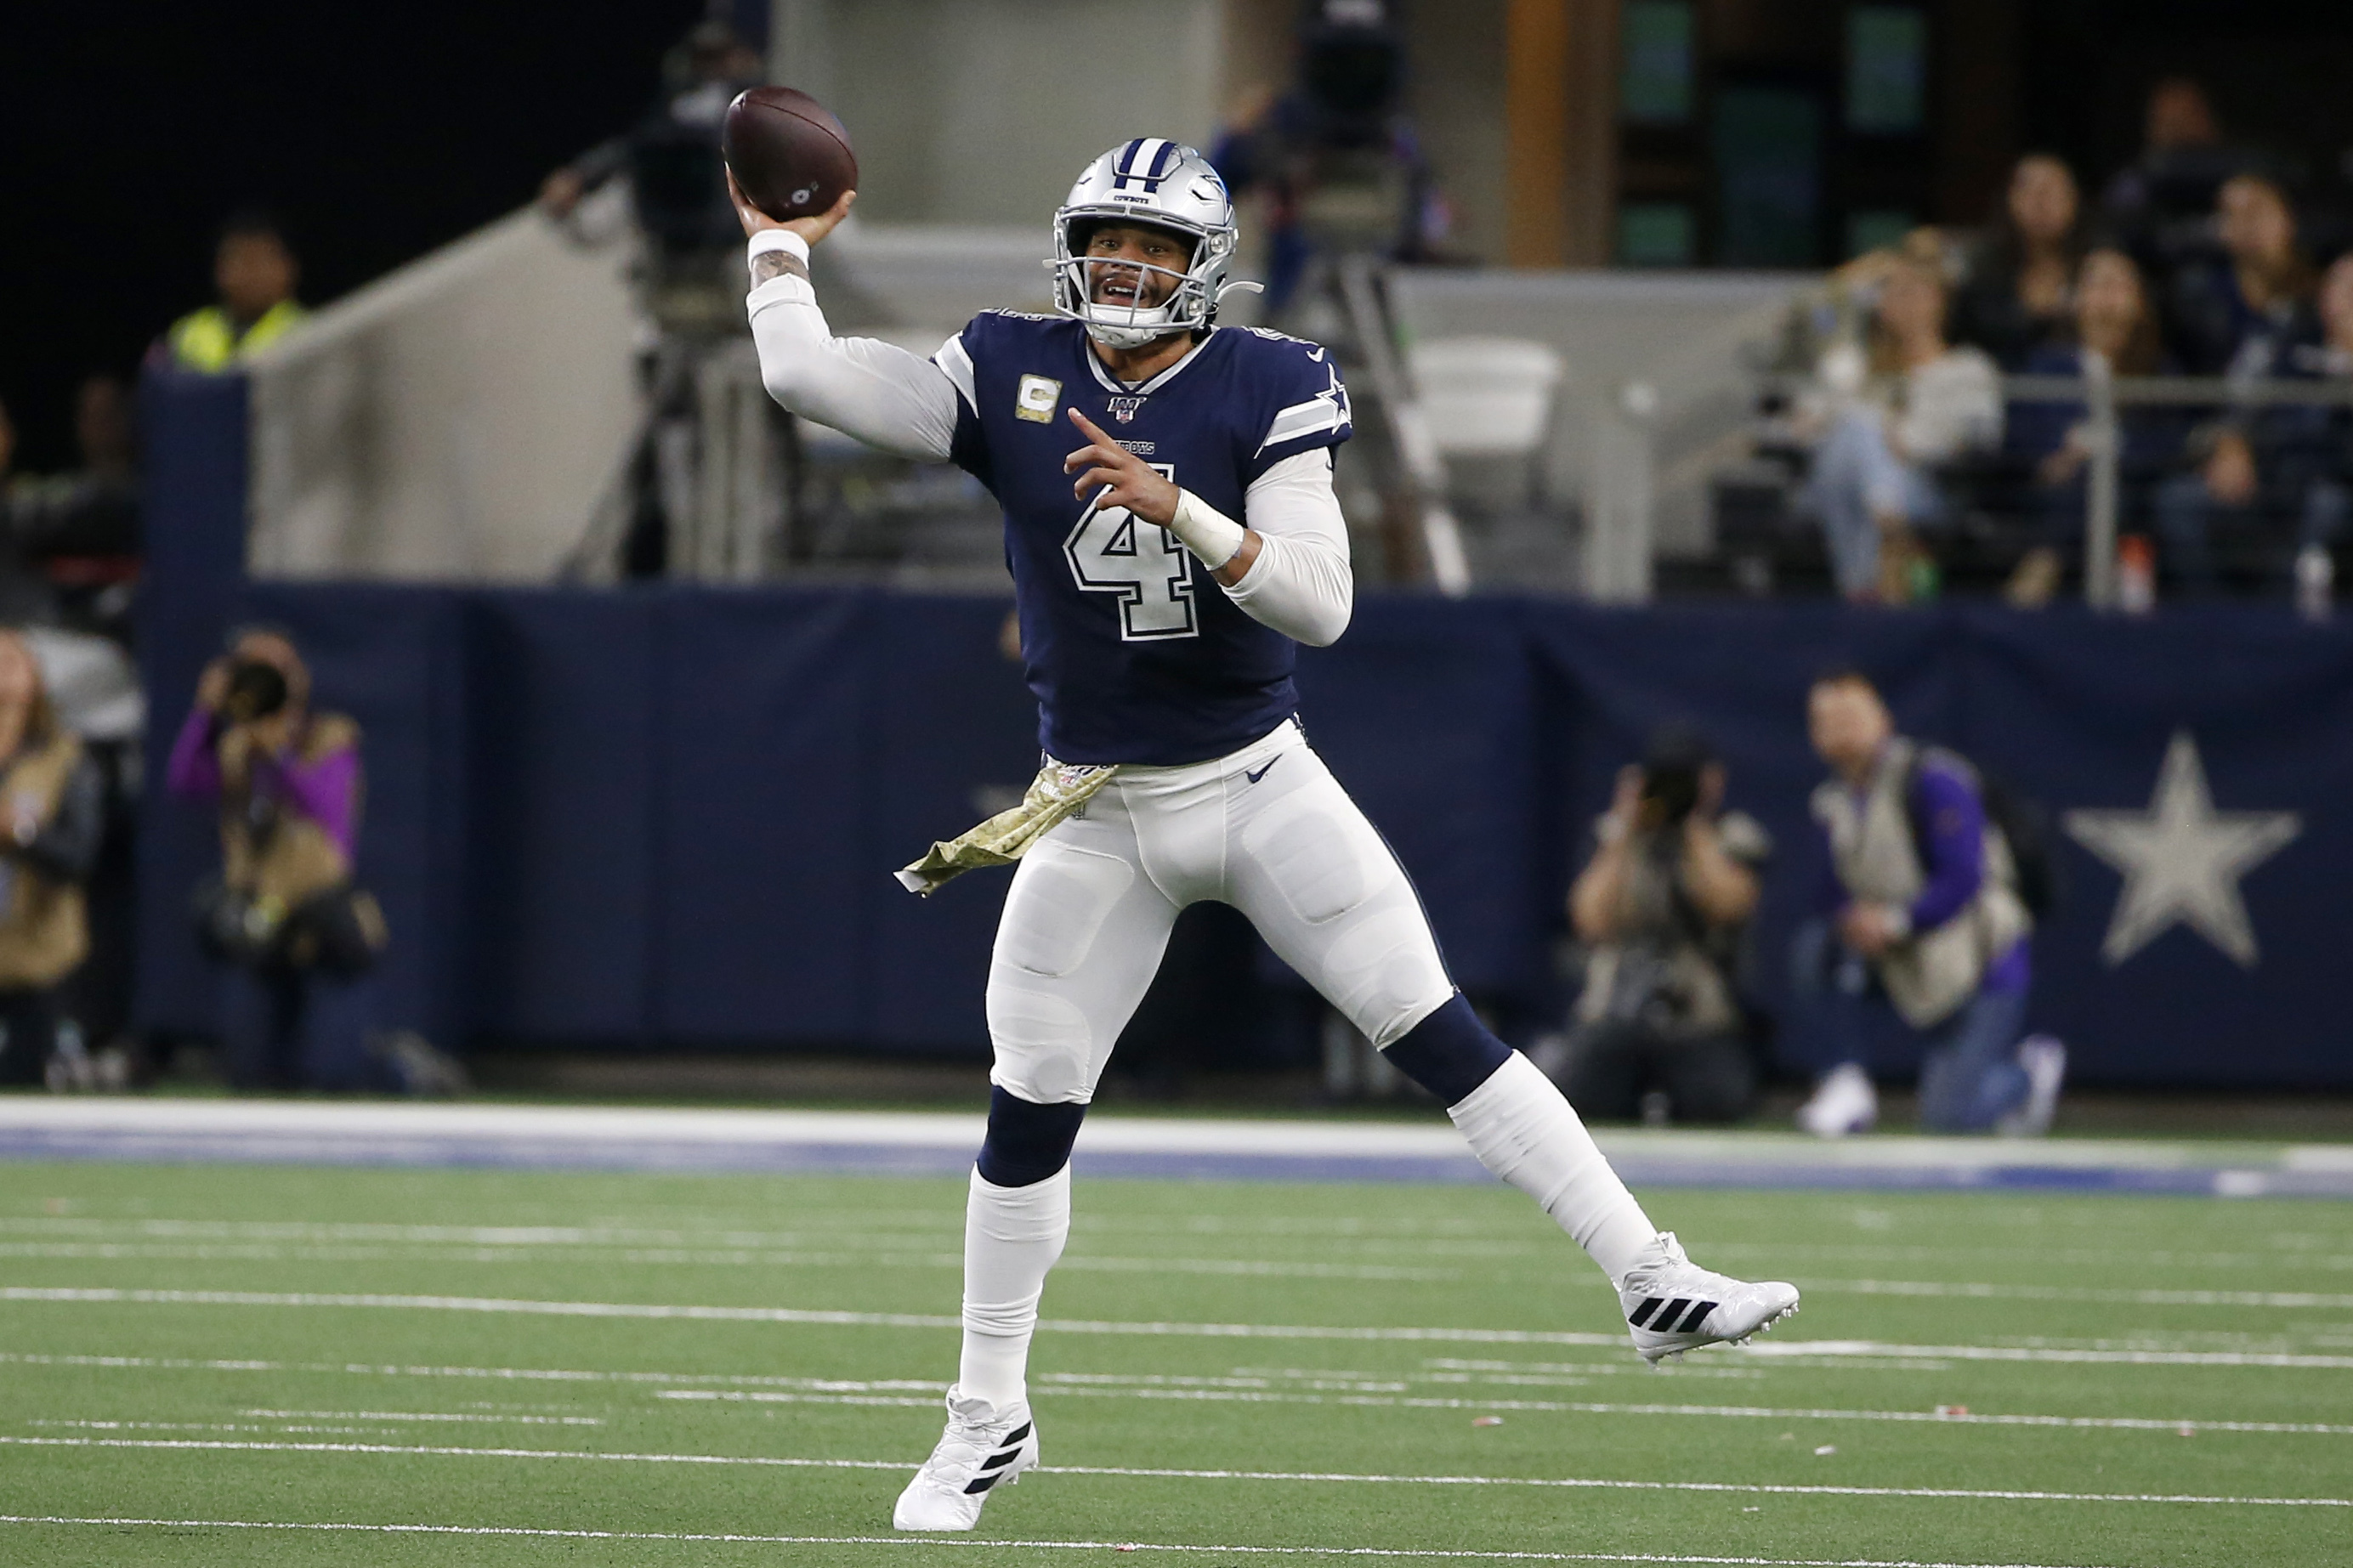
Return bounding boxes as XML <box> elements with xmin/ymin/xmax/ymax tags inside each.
<box><xmin>1083</xmin><ymin>328</ymin><xmax>1215</xmax><ymax>398</ymax></box>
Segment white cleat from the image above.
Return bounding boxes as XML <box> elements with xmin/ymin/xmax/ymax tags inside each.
<box><xmin>1619</xmin><ymin>1231</ymin><xmax>1800</xmax><ymax>1365</ymax></box>
<box><xmin>892</xmin><ymin>1386</ymin><xmax>1041</xmax><ymax>1531</ymax></box>
<box><xmin>1997</xmin><ymin>1036</ymin><xmax>2067</xmax><ymax>1137</ymax></box>
<box><xmin>1795</xmin><ymin>1062</ymin><xmax>1878</xmax><ymax>1139</ymax></box>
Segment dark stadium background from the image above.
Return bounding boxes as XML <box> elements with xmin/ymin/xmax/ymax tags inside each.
<box><xmin>9</xmin><ymin>0</ymin><xmax>2353</xmax><ymax>472</ymax></box>
<box><xmin>0</xmin><ymin>0</ymin><xmax>704</xmax><ymax>469</ymax></box>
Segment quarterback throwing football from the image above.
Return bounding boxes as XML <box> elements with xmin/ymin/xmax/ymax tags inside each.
<box><xmin>734</xmin><ymin>137</ymin><xmax>1798</xmax><ymax>1532</ymax></box>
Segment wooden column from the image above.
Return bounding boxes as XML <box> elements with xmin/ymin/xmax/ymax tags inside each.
<box><xmin>1506</xmin><ymin>0</ymin><xmax>1621</xmax><ymax>267</ymax></box>
<box><xmin>1934</xmin><ymin>0</ymin><xmax>2019</xmax><ymax>224</ymax></box>
<box><xmin>1562</xmin><ymin>0</ymin><xmax>1622</xmax><ymax>266</ymax></box>
<box><xmin>1505</xmin><ymin>0</ymin><xmax>1572</xmax><ymax>266</ymax></box>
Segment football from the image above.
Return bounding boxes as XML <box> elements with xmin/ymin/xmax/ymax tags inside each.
<box><xmin>723</xmin><ymin>86</ymin><xmax>858</xmax><ymax>222</ymax></box>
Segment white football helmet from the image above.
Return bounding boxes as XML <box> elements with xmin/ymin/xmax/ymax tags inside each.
<box><xmin>1049</xmin><ymin>138</ymin><xmax>1246</xmax><ymax>349</ymax></box>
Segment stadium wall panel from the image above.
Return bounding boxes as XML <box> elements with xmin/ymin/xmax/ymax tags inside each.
<box><xmin>133</xmin><ymin>582</ymin><xmax>2353</xmax><ymax>1090</ymax></box>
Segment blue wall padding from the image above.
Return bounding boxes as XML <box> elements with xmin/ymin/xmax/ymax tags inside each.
<box><xmin>133</xmin><ymin>585</ymin><xmax>2353</xmax><ymax>1090</ymax></box>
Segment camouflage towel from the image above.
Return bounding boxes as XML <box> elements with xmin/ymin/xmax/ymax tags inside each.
<box><xmin>894</xmin><ymin>760</ymin><xmax>1121</xmax><ymax>897</ymax></box>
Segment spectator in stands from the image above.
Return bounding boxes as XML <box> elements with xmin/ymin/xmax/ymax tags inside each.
<box><xmin>2289</xmin><ymin>254</ymin><xmax>2353</xmax><ymax>563</ymax></box>
<box><xmin>6</xmin><ymin>375</ymin><xmax>141</xmax><ymax>638</ymax></box>
<box><xmin>2168</xmin><ymin>173</ymin><xmax>2314</xmax><ymax>376</ymax></box>
<box><xmin>1211</xmin><ymin>0</ymin><xmax>1454</xmax><ymax>315</ymax></box>
<box><xmin>0</xmin><ymin>401</ymin><xmax>64</xmax><ymax>625</ymax></box>
<box><xmin>541</xmin><ymin>18</ymin><xmax>768</xmax><ymax>576</ymax></box>
<box><xmin>160</xmin><ymin>212</ymin><xmax>309</xmax><ymax>374</ymax></box>
<box><xmin>540</xmin><ymin>18</ymin><xmax>763</xmax><ymax>313</ymax></box>
<box><xmin>1790</xmin><ymin>670</ymin><xmax>2063</xmax><ymax>1138</ymax></box>
<box><xmin>2153</xmin><ymin>175</ymin><xmax>2325</xmax><ymax>594</ymax></box>
<box><xmin>1546</xmin><ymin>727</ymin><xmax>1766</xmax><ymax>1126</ymax></box>
<box><xmin>2003</xmin><ymin>248</ymin><xmax>2178</xmax><ymax>606</ymax></box>
<box><xmin>1800</xmin><ymin>258</ymin><xmax>2002</xmax><ymax>603</ymax></box>
<box><xmin>1951</xmin><ymin>155</ymin><xmax>2087</xmax><ymax>371</ymax></box>
<box><xmin>0</xmin><ymin>631</ymin><xmax>105</xmax><ymax>1088</ymax></box>
<box><xmin>168</xmin><ymin>628</ymin><xmax>393</xmax><ymax>1090</ymax></box>
<box><xmin>2101</xmin><ymin>77</ymin><xmax>2251</xmax><ymax>280</ymax></box>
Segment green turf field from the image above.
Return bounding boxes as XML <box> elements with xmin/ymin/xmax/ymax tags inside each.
<box><xmin>2</xmin><ymin>1159</ymin><xmax>2350</xmax><ymax>1567</ymax></box>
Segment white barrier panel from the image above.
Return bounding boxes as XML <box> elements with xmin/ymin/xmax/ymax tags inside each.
<box><xmin>1387</xmin><ymin>270</ymin><xmax>1801</xmax><ymax>597</ymax></box>
<box><xmin>245</xmin><ymin>191</ymin><xmax>643</xmax><ymax>581</ymax></box>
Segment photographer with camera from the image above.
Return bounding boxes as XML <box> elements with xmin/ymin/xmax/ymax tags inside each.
<box><xmin>1791</xmin><ymin>670</ymin><xmax>2064</xmax><ymax>1137</ymax></box>
<box><xmin>1549</xmin><ymin>727</ymin><xmax>1768</xmax><ymax>1125</ymax></box>
<box><xmin>166</xmin><ymin>627</ymin><xmax>394</xmax><ymax>1090</ymax></box>
<box><xmin>0</xmin><ymin>631</ymin><xmax>105</xmax><ymax>1087</ymax></box>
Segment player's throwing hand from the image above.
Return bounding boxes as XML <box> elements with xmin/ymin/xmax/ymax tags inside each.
<box><xmin>1063</xmin><ymin>407</ymin><xmax>1178</xmax><ymax>527</ymax></box>
<box><xmin>725</xmin><ymin>166</ymin><xmax>856</xmax><ymax>247</ymax></box>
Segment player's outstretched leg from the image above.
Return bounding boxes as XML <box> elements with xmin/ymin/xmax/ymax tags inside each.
<box><xmin>893</xmin><ymin>1090</ymin><xmax>1078</xmax><ymax>1531</ymax></box>
<box><xmin>1388</xmin><ymin>997</ymin><xmax>1800</xmax><ymax>1363</ymax></box>
<box><xmin>1224</xmin><ymin>742</ymin><xmax>1799</xmax><ymax>1364</ymax></box>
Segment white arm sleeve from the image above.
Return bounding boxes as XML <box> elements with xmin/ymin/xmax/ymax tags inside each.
<box><xmin>1220</xmin><ymin>448</ymin><xmax>1354</xmax><ymax>647</ymax></box>
<box><xmin>743</xmin><ymin>232</ymin><xmax>963</xmax><ymax>462</ymax></box>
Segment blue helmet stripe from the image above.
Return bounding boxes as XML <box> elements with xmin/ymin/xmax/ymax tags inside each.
<box><xmin>1112</xmin><ymin>137</ymin><xmax>1176</xmax><ymax>190</ymax></box>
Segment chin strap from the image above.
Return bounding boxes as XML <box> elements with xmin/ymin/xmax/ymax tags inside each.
<box><xmin>1216</xmin><ymin>279</ymin><xmax>1266</xmax><ymax>303</ymax></box>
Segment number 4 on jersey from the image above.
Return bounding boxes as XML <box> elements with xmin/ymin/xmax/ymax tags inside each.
<box><xmin>1063</xmin><ymin>463</ymin><xmax>1199</xmax><ymax>641</ymax></box>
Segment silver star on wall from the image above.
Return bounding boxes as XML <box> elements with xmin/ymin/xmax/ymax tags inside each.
<box><xmin>2063</xmin><ymin>731</ymin><xmax>2300</xmax><ymax>968</ymax></box>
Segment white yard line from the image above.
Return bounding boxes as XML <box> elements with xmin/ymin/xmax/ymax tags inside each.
<box><xmin>656</xmin><ymin>1384</ymin><xmax>2353</xmax><ymax>1436</ymax></box>
<box><xmin>1820</xmin><ymin>1280</ymin><xmax>2353</xmax><ymax>1310</ymax></box>
<box><xmin>0</xmin><ymin>1435</ymin><xmax>2343</xmax><ymax>1508</ymax></box>
<box><xmin>0</xmin><ymin>1241</ymin><xmax>1457</xmax><ymax>1282</ymax></box>
<box><xmin>0</xmin><ymin>1514</ymin><xmax>2105</xmax><ymax>1568</ymax></box>
<box><xmin>11</xmin><ymin>1287</ymin><xmax>2353</xmax><ymax>1367</ymax></box>
<box><xmin>20</xmin><ymin>1243</ymin><xmax>2353</xmax><ymax>1306</ymax></box>
<box><xmin>17</xmin><ymin>1347</ymin><xmax>2353</xmax><ymax>1447</ymax></box>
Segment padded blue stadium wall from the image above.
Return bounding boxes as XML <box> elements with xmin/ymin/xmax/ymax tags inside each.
<box><xmin>137</xmin><ymin>372</ymin><xmax>2353</xmax><ymax>1089</ymax></box>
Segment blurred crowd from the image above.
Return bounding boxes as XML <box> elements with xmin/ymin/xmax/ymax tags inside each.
<box><xmin>1772</xmin><ymin>77</ymin><xmax>2353</xmax><ymax>607</ymax></box>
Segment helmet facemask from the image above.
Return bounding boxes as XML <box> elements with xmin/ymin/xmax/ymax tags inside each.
<box><xmin>1052</xmin><ymin>217</ymin><xmax>1227</xmax><ymax>349</ymax></box>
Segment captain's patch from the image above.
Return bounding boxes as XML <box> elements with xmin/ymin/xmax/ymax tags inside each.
<box><xmin>1015</xmin><ymin>375</ymin><xmax>1063</xmax><ymax>423</ymax></box>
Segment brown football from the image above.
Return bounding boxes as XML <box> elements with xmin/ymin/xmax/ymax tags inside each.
<box><xmin>723</xmin><ymin>86</ymin><xmax>858</xmax><ymax>222</ymax></box>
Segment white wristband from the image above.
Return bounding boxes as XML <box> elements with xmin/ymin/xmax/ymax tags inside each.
<box><xmin>1167</xmin><ymin>489</ymin><xmax>1247</xmax><ymax>570</ymax></box>
<box><xmin>746</xmin><ymin>229</ymin><xmax>812</xmax><ymax>290</ymax></box>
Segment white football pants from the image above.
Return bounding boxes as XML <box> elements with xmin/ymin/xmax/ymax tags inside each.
<box><xmin>954</xmin><ymin>719</ymin><xmax>1661</xmax><ymax>1413</ymax></box>
<box><xmin>984</xmin><ymin>719</ymin><xmax>1452</xmax><ymax>1104</ymax></box>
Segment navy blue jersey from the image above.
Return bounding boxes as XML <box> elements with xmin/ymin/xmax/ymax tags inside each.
<box><xmin>936</xmin><ymin>313</ymin><xmax>1351</xmax><ymax>766</ymax></box>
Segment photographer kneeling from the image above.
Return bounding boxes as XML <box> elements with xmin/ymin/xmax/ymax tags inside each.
<box><xmin>0</xmin><ymin>631</ymin><xmax>105</xmax><ymax>1087</ymax></box>
<box><xmin>1791</xmin><ymin>670</ymin><xmax>2063</xmax><ymax>1137</ymax></box>
<box><xmin>167</xmin><ymin>628</ymin><xmax>388</xmax><ymax>1090</ymax></box>
<box><xmin>1551</xmin><ymin>728</ymin><xmax>1768</xmax><ymax>1125</ymax></box>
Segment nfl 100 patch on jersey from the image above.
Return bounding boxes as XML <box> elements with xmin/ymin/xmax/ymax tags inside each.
<box><xmin>934</xmin><ymin>315</ymin><xmax>1351</xmax><ymax>767</ymax></box>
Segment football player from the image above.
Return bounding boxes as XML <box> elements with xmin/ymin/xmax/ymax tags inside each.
<box><xmin>734</xmin><ymin>138</ymin><xmax>1798</xmax><ymax>1532</ymax></box>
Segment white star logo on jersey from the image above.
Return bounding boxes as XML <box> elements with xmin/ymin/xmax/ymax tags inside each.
<box><xmin>2062</xmin><ymin>731</ymin><xmax>2301</xmax><ymax>968</ymax></box>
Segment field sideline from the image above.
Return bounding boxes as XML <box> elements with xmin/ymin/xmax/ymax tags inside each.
<box><xmin>3</xmin><ymin>1140</ymin><xmax>2351</xmax><ymax>1566</ymax></box>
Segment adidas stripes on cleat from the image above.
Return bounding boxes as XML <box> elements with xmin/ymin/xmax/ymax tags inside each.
<box><xmin>892</xmin><ymin>1386</ymin><xmax>1042</xmax><ymax>1531</ymax></box>
<box><xmin>1619</xmin><ymin>1231</ymin><xmax>1800</xmax><ymax>1365</ymax></box>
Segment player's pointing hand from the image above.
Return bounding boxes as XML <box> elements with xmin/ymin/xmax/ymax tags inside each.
<box><xmin>1065</xmin><ymin>408</ymin><xmax>1179</xmax><ymax>528</ymax></box>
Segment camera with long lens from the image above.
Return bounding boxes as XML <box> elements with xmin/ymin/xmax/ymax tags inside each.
<box><xmin>1639</xmin><ymin>761</ymin><xmax>1703</xmax><ymax>826</ymax></box>
<box><xmin>221</xmin><ymin>660</ymin><xmax>289</xmax><ymax>724</ymax></box>
<box><xmin>1637</xmin><ymin>726</ymin><xmax>1713</xmax><ymax>827</ymax></box>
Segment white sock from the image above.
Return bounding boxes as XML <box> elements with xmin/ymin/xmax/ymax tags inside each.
<box><xmin>955</xmin><ymin>1165</ymin><xmax>1070</xmax><ymax>1410</ymax></box>
<box><xmin>1447</xmin><ymin>1051</ymin><xmax>1659</xmax><ymax>1285</ymax></box>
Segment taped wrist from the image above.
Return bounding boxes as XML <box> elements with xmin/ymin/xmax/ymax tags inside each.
<box><xmin>1168</xmin><ymin>490</ymin><xmax>1247</xmax><ymax>569</ymax></box>
<box><xmin>746</xmin><ymin>229</ymin><xmax>812</xmax><ymax>294</ymax></box>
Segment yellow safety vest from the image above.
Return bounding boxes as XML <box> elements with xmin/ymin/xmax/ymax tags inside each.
<box><xmin>165</xmin><ymin>300</ymin><xmax>309</xmax><ymax>373</ymax></box>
